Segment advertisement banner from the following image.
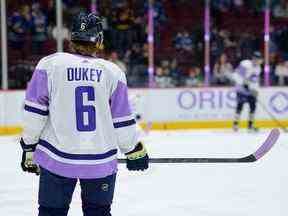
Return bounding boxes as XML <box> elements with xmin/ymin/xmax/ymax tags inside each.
<box><xmin>129</xmin><ymin>88</ymin><xmax>288</xmax><ymax>122</ymax></box>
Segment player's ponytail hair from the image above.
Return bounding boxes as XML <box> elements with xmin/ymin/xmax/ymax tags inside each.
<box><xmin>70</xmin><ymin>40</ymin><xmax>104</xmax><ymax>57</ymax></box>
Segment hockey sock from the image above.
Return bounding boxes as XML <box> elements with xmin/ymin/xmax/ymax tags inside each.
<box><xmin>233</xmin><ymin>113</ymin><xmax>240</xmax><ymax>126</ymax></box>
<box><xmin>248</xmin><ymin>113</ymin><xmax>255</xmax><ymax>128</ymax></box>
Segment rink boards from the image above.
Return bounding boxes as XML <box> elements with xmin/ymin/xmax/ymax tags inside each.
<box><xmin>0</xmin><ymin>87</ymin><xmax>287</xmax><ymax>134</ymax></box>
<box><xmin>130</xmin><ymin>87</ymin><xmax>288</xmax><ymax>130</ymax></box>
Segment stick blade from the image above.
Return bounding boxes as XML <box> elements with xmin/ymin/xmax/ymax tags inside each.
<box><xmin>252</xmin><ymin>128</ymin><xmax>280</xmax><ymax>160</ymax></box>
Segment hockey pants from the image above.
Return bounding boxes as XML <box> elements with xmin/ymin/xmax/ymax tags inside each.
<box><xmin>38</xmin><ymin>167</ymin><xmax>116</xmax><ymax>216</ymax></box>
<box><xmin>236</xmin><ymin>93</ymin><xmax>257</xmax><ymax>114</ymax></box>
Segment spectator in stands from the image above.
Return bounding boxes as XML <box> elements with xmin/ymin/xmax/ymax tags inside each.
<box><xmin>211</xmin><ymin>28</ymin><xmax>225</xmax><ymax>58</ymax></box>
<box><xmin>132</xmin><ymin>13</ymin><xmax>146</xmax><ymax>45</ymax></box>
<box><xmin>152</xmin><ymin>0</ymin><xmax>167</xmax><ymax>26</ymax></box>
<box><xmin>232</xmin><ymin>0</ymin><xmax>245</xmax><ymax>13</ymax></box>
<box><xmin>174</xmin><ymin>30</ymin><xmax>193</xmax><ymax>52</ymax></box>
<box><xmin>213</xmin><ymin>53</ymin><xmax>233</xmax><ymax>85</ymax></box>
<box><xmin>42</xmin><ymin>0</ymin><xmax>56</xmax><ymax>25</ymax></box>
<box><xmin>269</xmin><ymin>26</ymin><xmax>279</xmax><ymax>54</ymax></box>
<box><xmin>8</xmin><ymin>60</ymin><xmax>34</xmax><ymax>89</ymax></box>
<box><xmin>170</xmin><ymin>59</ymin><xmax>182</xmax><ymax>85</ymax></box>
<box><xmin>239</xmin><ymin>32</ymin><xmax>258</xmax><ymax>59</ymax></box>
<box><xmin>155</xmin><ymin>67</ymin><xmax>174</xmax><ymax>88</ymax></box>
<box><xmin>109</xmin><ymin>51</ymin><xmax>127</xmax><ymax>74</ymax></box>
<box><xmin>145</xmin><ymin>0</ymin><xmax>166</xmax><ymax>26</ymax></box>
<box><xmin>111</xmin><ymin>5</ymin><xmax>135</xmax><ymax>53</ymax></box>
<box><xmin>111</xmin><ymin>0</ymin><xmax>127</xmax><ymax>9</ymax></box>
<box><xmin>220</xmin><ymin>30</ymin><xmax>236</xmax><ymax>49</ymax></box>
<box><xmin>212</xmin><ymin>0</ymin><xmax>232</xmax><ymax>12</ymax></box>
<box><xmin>62</xmin><ymin>0</ymin><xmax>74</xmax><ymax>7</ymax></box>
<box><xmin>127</xmin><ymin>43</ymin><xmax>147</xmax><ymax>67</ymax></box>
<box><xmin>185</xmin><ymin>66</ymin><xmax>203</xmax><ymax>87</ymax></box>
<box><xmin>31</xmin><ymin>3</ymin><xmax>48</xmax><ymax>54</ymax></box>
<box><xmin>155</xmin><ymin>60</ymin><xmax>174</xmax><ymax>88</ymax></box>
<box><xmin>148</xmin><ymin>0</ymin><xmax>166</xmax><ymax>46</ymax></box>
<box><xmin>8</xmin><ymin>5</ymin><xmax>32</xmax><ymax>50</ymax></box>
<box><xmin>126</xmin><ymin>44</ymin><xmax>148</xmax><ymax>86</ymax></box>
<box><xmin>273</xmin><ymin>0</ymin><xmax>288</xmax><ymax>18</ymax></box>
<box><xmin>155</xmin><ymin>67</ymin><xmax>165</xmax><ymax>87</ymax></box>
<box><xmin>275</xmin><ymin>56</ymin><xmax>288</xmax><ymax>85</ymax></box>
<box><xmin>247</xmin><ymin>0</ymin><xmax>266</xmax><ymax>15</ymax></box>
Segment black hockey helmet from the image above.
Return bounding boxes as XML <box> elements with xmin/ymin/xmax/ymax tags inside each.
<box><xmin>71</xmin><ymin>12</ymin><xmax>104</xmax><ymax>45</ymax></box>
<box><xmin>252</xmin><ymin>51</ymin><xmax>262</xmax><ymax>59</ymax></box>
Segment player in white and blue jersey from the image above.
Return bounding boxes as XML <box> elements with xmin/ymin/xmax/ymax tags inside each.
<box><xmin>232</xmin><ymin>51</ymin><xmax>263</xmax><ymax>132</ymax></box>
<box><xmin>19</xmin><ymin>12</ymin><xmax>149</xmax><ymax>216</ymax></box>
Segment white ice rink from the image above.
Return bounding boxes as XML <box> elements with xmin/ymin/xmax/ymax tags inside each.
<box><xmin>0</xmin><ymin>129</ymin><xmax>287</xmax><ymax>216</ymax></box>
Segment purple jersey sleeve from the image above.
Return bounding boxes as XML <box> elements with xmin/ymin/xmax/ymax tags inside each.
<box><xmin>110</xmin><ymin>81</ymin><xmax>132</xmax><ymax>119</ymax></box>
<box><xmin>22</xmin><ymin>65</ymin><xmax>49</xmax><ymax>145</ymax></box>
<box><xmin>26</xmin><ymin>69</ymin><xmax>49</xmax><ymax>105</ymax></box>
<box><xmin>109</xmin><ymin>72</ymin><xmax>138</xmax><ymax>154</ymax></box>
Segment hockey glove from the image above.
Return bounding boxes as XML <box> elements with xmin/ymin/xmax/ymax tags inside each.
<box><xmin>20</xmin><ymin>138</ymin><xmax>40</xmax><ymax>175</ymax></box>
<box><xmin>125</xmin><ymin>142</ymin><xmax>149</xmax><ymax>171</ymax></box>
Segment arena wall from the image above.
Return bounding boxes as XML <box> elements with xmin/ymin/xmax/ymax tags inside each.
<box><xmin>0</xmin><ymin>87</ymin><xmax>287</xmax><ymax>134</ymax></box>
<box><xmin>130</xmin><ymin>87</ymin><xmax>288</xmax><ymax>130</ymax></box>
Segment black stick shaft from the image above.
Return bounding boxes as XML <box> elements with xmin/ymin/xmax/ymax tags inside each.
<box><xmin>117</xmin><ymin>129</ymin><xmax>278</xmax><ymax>164</ymax></box>
<box><xmin>118</xmin><ymin>155</ymin><xmax>256</xmax><ymax>163</ymax></box>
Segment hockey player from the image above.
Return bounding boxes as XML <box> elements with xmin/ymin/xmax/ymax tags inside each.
<box><xmin>19</xmin><ymin>12</ymin><xmax>149</xmax><ymax>216</ymax></box>
<box><xmin>232</xmin><ymin>51</ymin><xmax>263</xmax><ymax>132</ymax></box>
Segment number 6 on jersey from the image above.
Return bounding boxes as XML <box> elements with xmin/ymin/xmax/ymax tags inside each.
<box><xmin>75</xmin><ymin>86</ymin><xmax>96</xmax><ymax>131</ymax></box>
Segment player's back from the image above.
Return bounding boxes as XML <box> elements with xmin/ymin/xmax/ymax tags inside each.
<box><xmin>24</xmin><ymin>52</ymin><xmax>136</xmax><ymax>178</ymax></box>
<box><xmin>42</xmin><ymin>53</ymin><xmax>116</xmax><ymax>153</ymax></box>
<box><xmin>233</xmin><ymin>59</ymin><xmax>260</xmax><ymax>94</ymax></box>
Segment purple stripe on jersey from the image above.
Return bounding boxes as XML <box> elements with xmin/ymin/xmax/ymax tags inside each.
<box><xmin>24</xmin><ymin>105</ymin><xmax>49</xmax><ymax>116</ymax></box>
<box><xmin>110</xmin><ymin>81</ymin><xmax>132</xmax><ymax>119</ymax></box>
<box><xmin>39</xmin><ymin>139</ymin><xmax>117</xmax><ymax>160</ymax></box>
<box><xmin>34</xmin><ymin>149</ymin><xmax>118</xmax><ymax>179</ymax></box>
<box><xmin>26</xmin><ymin>69</ymin><xmax>49</xmax><ymax>106</ymax></box>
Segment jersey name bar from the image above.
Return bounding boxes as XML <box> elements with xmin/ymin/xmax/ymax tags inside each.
<box><xmin>67</xmin><ymin>67</ymin><xmax>102</xmax><ymax>82</ymax></box>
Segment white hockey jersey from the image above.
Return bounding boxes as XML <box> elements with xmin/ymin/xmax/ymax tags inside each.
<box><xmin>22</xmin><ymin>52</ymin><xmax>138</xmax><ymax>179</ymax></box>
<box><xmin>233</xmin><ymin>59</ymin><xmax>261</xmax><ymax>95</ymax></box>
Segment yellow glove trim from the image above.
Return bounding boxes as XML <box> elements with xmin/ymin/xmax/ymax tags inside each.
<box><xmin>126</xmin><ymin>143</ymin><xmax>147</xmax><ymax>160</ymax></box>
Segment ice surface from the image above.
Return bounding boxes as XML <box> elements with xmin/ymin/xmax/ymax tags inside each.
<box><xmin>0</xmin><ymin>129</ymin><xmax>287</xmax><ymax>216</ymax></box>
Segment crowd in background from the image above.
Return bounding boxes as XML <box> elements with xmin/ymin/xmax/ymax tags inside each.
<box><xmin>3</xmin><ymin>0</ymin><xmax>288</xmax><ymax>89</ymax></box>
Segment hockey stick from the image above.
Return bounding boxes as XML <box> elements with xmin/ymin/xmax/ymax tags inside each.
<box><xmin>257</xmin><ymin>100</ymin><xmax>288</xmax><ymax>133</ymax></box>
<box><xmin>118</xmin><ymin>128</ymin><xmax>280</xmax><ymax>163</ymax></box>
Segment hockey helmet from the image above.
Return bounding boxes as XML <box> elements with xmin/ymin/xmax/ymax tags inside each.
<box><xmin>252</xmin><ymin>51</ymin><xmax>262</xmax><ymax>59</ymax></box>
<box><xmin>71</xmin><ymin>12</ymin><xmax>104</xmax><ymax>45</ymax></box>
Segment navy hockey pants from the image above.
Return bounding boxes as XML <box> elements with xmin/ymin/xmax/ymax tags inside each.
<box><xmin>38</xmin><ymin>168</ymin><xmax>116</xmax><ymax>216</ymax></box>
<box><xmin>236</xmin><ymin>92</ymin><xmax>257</xmax><ymax>114</ymax></box>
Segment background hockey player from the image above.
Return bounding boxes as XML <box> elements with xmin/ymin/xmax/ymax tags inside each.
<box><xmin>19</xmin><ymin>12</ymin><xmax>149</xmax><ymax>216</ymax></box>
<box><xmin>232</xmin><ymin>51</ymin><xmax>263</xmax><ymax>132</ymax></box>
